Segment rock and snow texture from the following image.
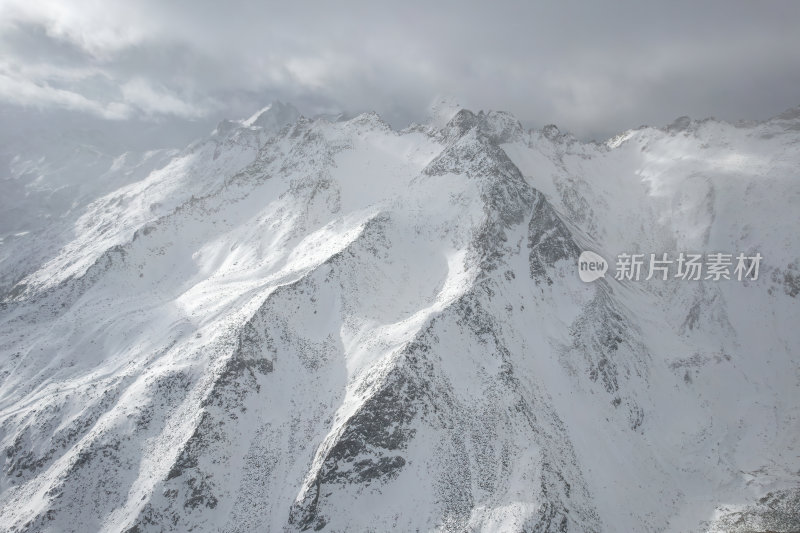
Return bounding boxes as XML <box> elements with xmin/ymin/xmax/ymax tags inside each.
<box><xmin>0</xmin><ymin>103</ymin><xmax>798</xmax><ymax>532</ymax></box>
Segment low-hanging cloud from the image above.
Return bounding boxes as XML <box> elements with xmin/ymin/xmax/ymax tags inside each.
<box><xmin>0</xmin><ymin>0</ymin><xmax>798</xmax><ymax>141</ymax></box>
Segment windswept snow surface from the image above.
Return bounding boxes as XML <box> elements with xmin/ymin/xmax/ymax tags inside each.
<box><xmin>0</xmin><ymin>105</ymin><xmax>798</xmax><ymax>532</ymax></box>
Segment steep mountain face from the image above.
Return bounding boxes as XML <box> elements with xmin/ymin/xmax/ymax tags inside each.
<box><xmin>0</xmin><ymin>102</ymin><xmax>301</xmax><ymax>299</ymax></box>
<box><xmin>0</xmin><ymin>104</ymin><xmax>797</xmax><ymax>532</ymax></box>
<box><xmin>0</xmin><ymin>135</ymin><xmax>176</xmax><ymax>296</ymax></box>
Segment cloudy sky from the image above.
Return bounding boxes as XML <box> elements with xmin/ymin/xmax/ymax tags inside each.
<box><xmin>1</xmin><ymin>0</ymin><xmax>798</xmax><ymax>144</ymax></box>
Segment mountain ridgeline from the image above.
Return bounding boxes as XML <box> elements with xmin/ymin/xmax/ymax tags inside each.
<box><xmin>0</xmin><ymin>103</ymin><xmax>798</xmax><ymax>532</ymax></box>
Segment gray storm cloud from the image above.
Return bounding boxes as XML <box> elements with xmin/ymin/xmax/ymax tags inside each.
<box><xmin>0</xmin><ymin>0</ymin><xmax>798</xmax><ymax>142</ymax></box>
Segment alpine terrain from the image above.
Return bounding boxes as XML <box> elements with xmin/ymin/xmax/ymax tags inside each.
<box><xmin>0</xmin><ymin>102</ymin><xmax>798</xmax><ymax>532</ymax></box>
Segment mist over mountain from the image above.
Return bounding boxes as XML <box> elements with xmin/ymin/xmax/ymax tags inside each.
<box><xmin>0</xmin><ymin>101</ymin><xmax>798</xmax><ymax>532</ymax></box>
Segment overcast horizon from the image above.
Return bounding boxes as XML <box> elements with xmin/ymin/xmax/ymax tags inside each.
<box><xmin>1</xmin><ymin>1</ymin><xmax>799</xmax><ymax>147</ymax></box>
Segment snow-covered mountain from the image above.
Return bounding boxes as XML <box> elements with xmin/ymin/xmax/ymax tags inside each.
<box><xmin>0</xmin><ymin>102</ymin><xmax>797</xmax><ymax>532</ymax></box>
<box><xmin>0</xmin><ymin>102</ymin><xmax>303</xmax><ymax>299</ymax></box>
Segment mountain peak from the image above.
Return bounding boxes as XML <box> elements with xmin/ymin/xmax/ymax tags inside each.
<box><xmin>439</xmin><ymin>108</ymin><xmax>523</xmax><ymax>144</ymax></box>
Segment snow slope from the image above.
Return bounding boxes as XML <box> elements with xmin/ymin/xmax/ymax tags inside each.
<box><xmin>0</xmin><ymin>104</ymin><xmax>797</xmax><ymax>532</ymax></box>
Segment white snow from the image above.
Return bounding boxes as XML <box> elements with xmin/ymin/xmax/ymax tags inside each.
<box><xmin>0</xmin><ymin>106</ymin><xmax>797</xmax><ymax>532</ymax></box>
